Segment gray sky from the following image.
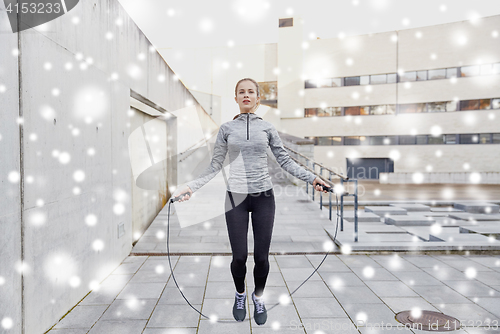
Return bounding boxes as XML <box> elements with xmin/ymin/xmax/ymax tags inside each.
<box><xmin>117</xmin><ymin>0</ymin><xmax>500</xmax><ymax>49</ymax></box>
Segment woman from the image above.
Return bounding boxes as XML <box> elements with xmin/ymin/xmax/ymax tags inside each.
<box><xmin>174</xmin><ymin>78</ymin><xmax>330</xmax><ymax>325</ymax></box>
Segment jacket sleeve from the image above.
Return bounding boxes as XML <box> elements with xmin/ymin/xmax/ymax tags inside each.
<box><xmin>186</xmin><ymin>126</ymin><xmax>228</xmax><ymax>193</ymax></box>
<box><xmin>268</xmin><ymin>125</ymin><xmax>316</xmax><ymax>185</ymax></box>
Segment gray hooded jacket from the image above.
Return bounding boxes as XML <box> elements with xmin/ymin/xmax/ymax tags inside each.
<box><xmin>186</xmin><ymin>112</ymin><xmax>316</xmax><ymax>194</ymax></box>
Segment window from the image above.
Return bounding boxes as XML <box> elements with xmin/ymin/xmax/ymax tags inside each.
<box><xmin>371</xmin><ymin>74</ymin><xmax>387</xmax><ymax>84</ymax></box>
<box><xmin>446</xmin><ymin>68</ymin><xmax>458</xmax><ymax>78</ymax></box>
<box><xmin>493</xmin><ymin>134</ymin><xmax>500</xmax><ymax>144</ymax></box>
<box><xmin>316</xmin><ymin>78</ymin><xmax>332</xmax><ymax>88</ymax></box>
<box><xmin>306</xmin><ymin>136</ymin><xmax>319</xmax><ymax>145</ymax></box>
<box><xmin>480</xmin><ymin>64</ymin><xmax>493</xmax><ymax>75</ymax></box>
<box><xmin>344</xmin><ymin>77</ymin><xmax>360</xmax><ymax>86</ymax></box>
<box><xmin>317</xmin><ymin>108</ymin><xmax>332</xmax><ymax>117</ymax></box>
<box><xmin>384</xmin><ymin>136</ymin><xmax>398</xmax><ymax>145</ymax></box>
<box><xmin>480</xmin><ymin>99</ymin><xmax>491</xmax><ymax>110</ymax></box>
<box><xmin>428</xmin><ymin>135</ymin><xmax>445</xmax><ymax>145</ymax></box>
<box><xmin>417</xmin><ymin>71</ymin><xmax>427</xmax><ymax>81</ymax></box>
<box><xmin>445</xmin><ymin>134</ymin><xmax>457</xmax><ymax>144</ymax></box>
<box><xmin>446</xmin><ymin>101</ymin><xmax>457</xmax><ymax>112</ymax></box>
<box><xmin>360</xmin><ymin>76</ymin><xmax>370</xmax><ymax>85</ymax></box>
<box><xmin>416</xmin><ymin>135</ymin><xmax>428</xmax><ymax>145</ymax></box>
<box><xmin>461</xmin><ymin>65</ymin><xmax>480</xmax><ymax>77</ymax></box>
<box><xmin>480</xmin><ymin>134</ymin><xmax>491</xmax><ymax>144</ymax></box>
<box><xmin>360</xmin><ymin>106</ymin><xmax>370</xmax><ymax>115</ymax></box>
<box><xmin>332</xmin><ymin>78</ymin><xmax>342</xmax><ymax>87</ymax></box>
<box><xmin>460</xmin><ymin>100</ymin><xmax>480</xmax><ymax>111</ymax></box>
<box><xmin>305</xmin><ymin>80</ymin><xmax>317</xmax><ymax>88</ymax></box>
<box><xmin>400</xmin><ymin>71</ymin><xmax>417</xmax><ymax>82</ymax></box>
<box><xmin>369</xmin><ymin>136</ymin><xmax>385</xmax><ymax>145</ymax></box>
<box><xmin>428</xmin><ymin>102</ymin><xmax>447</xmax><ymax>112</ymax></box>
<box><xmin>330</xmin><ymin>107</ymin><xmax>342</xmax><ymax>116</ymax></box>
<box><xmin>386</xmin><ymin>105</ymin><xmax>396</xmax><ymax>114</ymax></box>
<box><xmin>332</xmin><ymin>137</ymin><xmax>342</xmax><ymax>145</ymax></box>
<box><xmin>387</xmin><ymin>74</ymin><xmax>397</xmax><ymax>84</ymax></box>
<box><xmin>459</xmin><ymin>134</ymin><xmax>479</xmax><ymax>144</ymax></box>
<box><xmin>359</xmin><ymin>136</ymin><xmax>368</xmax><ymax>145</ymax></box>
<box><xmin>371</xmin><ymin>105</ymin><xmax>386</xmax><ymax>115</ymax></box>
<box><xmin>305</xmin><ymin>108</ymin><xmax>317</xmax><ymax>117</ymax></box>
<box><xmin>345</xmin><ymin>106</ymin><xmax>360</xmax><ymax>115</ymax></box>
<box><xmin>494</xmin><ymin>63</ymin><xmax>500</xmax><ymax>74</ymax></box>
<box><xmin>399</xmin><ymin>136</ymin><xmax>416</xmax><ymax>145</ymax></box>
<box><xmin>428</xmin><ymin>69</ymin><xmax>446</xmax><ymax>80</ymax></box>
<box><xmin>492</xmin><ymin>98</ymin><xmax>500</xmax><ymax>109</ymax></box>
<box><xmin>344</xmin><ymin>136</ymin><xmax>361</xmax><ymax>145</ymax></box>
<box><xmin>279</xmin><ymin>18</ymin><xmax>293</xmax><ymax>27</ymax></box>
<box><xmin>318</xmin><ymin>137</ymin><xmax>332</xmax><ymax>145</ymax></box>
<box><xmin>399</xmin><ymin>103</ymin><xmax>425</xmax><ymax>113</ymax></box>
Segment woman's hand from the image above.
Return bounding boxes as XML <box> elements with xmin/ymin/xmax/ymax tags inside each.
<box><xmin>173</xmin><ymin>186</ymin><xmax>193</xmax><ymax>202</ymax></box>
<box><xmin>312</xmin><ymin>177</ymin><xmax>331</xmax><ymax>193</ymax></box>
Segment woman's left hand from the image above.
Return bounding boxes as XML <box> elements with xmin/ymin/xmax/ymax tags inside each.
<box><xmin>312</xmin><ymin>177</ymin><xmax>331</xmax><ymax>193</ymax></box>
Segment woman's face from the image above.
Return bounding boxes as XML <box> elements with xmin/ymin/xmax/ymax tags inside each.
<box><xmin>234</xmin><ymin>80</ymin><xmax>260</xmax><ymax>113</ymax></box>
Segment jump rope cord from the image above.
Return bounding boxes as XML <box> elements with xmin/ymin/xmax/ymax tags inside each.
<box><xmin>166</xmin><ymin>190</ymin><xmax>341</xmax><ymax>322</ymax></box>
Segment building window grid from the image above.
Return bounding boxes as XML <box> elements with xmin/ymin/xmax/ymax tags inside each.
<box><xmin>305</xmin><ymin>133</ymin><xmax>500</xmax><ymax>146</ymax></box>
<box><xmin>305</xmin><ymin>62</ymin><xmax>500</xmax><ymax>89</ymax></box>
<box><xmin>304</xmin><ymin>97</ymin><xmax>498</xmax><ymax>118</ymax></box>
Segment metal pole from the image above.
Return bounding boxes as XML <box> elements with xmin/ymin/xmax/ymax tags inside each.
<box><xmin>354</xmin><ymin>179</ymin><xmax>358</xmax><ymax>242</ymax></box>
<box><xmin>312</xmin><ymin>162</ymin><xmax>315</xmax><ymax>202</ymax></box>
<box><xmin>319</xmin><ymin>167</ymin><xmax>323</xmax><ymax>210</ymax></box>
<box><xmin>305</xmin><ymin>159</ymin><xmax>308</xmax><ymax>194</ymax></box>
<box><xmin>340</xmin><ymin>178</ymin><xmax>344</xmax><ymax>231</ymax></box>
<box><xmin>328</xmin><ymin>171</ymin><xmax>332</xmax><ymax>221</ymax></box>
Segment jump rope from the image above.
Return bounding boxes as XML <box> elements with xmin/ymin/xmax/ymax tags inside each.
<box><xmin>166</xmin><ymin>182</ymin><xmax>341</xmax><ymax>323</ymax></box>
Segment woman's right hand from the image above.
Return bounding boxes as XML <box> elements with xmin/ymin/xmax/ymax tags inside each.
<box><xmin>174</xmin><ymin>186</ymin><xmax>193</xmax><ymax>202</ymax></box>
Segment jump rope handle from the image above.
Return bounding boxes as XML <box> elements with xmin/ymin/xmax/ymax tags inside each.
<box><xmin>170</xmin><ymin>191</ymin><xmax>192</xmax><ymax>203</ymax></box>
<box><xmin>314</xmin><ymin>183</ymin><xmax>334</xmax><ymax>193</ymax></box>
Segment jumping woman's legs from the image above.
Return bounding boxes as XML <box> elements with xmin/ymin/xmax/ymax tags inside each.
<box><xmin>249</xmin><ymin>188</ymin><xmax>275</xmax><ymax>297</ymax></box>
<box><xmin>225</xmin><ymin>191</ymin><xmax>250</xmax><ymax>294</ymax></box>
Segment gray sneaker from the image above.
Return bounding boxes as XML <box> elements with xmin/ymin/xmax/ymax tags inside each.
<box><xmin>233</xmin><ymin>291</ymin><xmax>246</xmax><ymax>321</ymax></box>
<box><xmin>252</xmin><ymin>291</ymin><xmax>267</xmax><ymax>325</ymax></box>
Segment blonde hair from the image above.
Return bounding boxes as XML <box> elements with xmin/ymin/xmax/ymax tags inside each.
<box><xmin>235</xmin><ymin>78</ymin><xmax>261</xmax><ymax>114</ymax></box>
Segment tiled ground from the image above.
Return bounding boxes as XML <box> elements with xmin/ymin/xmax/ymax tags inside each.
<box><xmin>47</xmin><ymin>254</ymin><xmax>500</xmax><ymax>333</ymax></box>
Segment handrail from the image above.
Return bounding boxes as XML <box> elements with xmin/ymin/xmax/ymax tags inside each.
<box><xmin>283</xmin><ymin>144</ymin><xmax>359</xmax><ymax>242</ymax></box>
<box><xmin>178</xmin><ymin>129</ymin><xmax>218</xmax><ymax>163</ymax></box>
<box><xmin>283</xmin><ymin>145</ymin><xmax>348</xmax><ymax>181</ymax></box>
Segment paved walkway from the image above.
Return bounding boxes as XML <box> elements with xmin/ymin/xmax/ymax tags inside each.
<box><xmin>47</xmin><ymin>253</ymin><xmax>500</xmax><ymax>333</ymax></box>
<box><xmin>46</xmin><ymin>160</ymin><xmax>500</xmax><ymax>333</ymax></box>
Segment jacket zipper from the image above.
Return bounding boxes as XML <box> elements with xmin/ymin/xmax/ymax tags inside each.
<box><xmin>246</xmin><ymin>113</ymin><xmax>249</xmax><ymax>141</ymax></box>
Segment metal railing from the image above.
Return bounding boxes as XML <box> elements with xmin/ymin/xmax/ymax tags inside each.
<box><xmin>283</xmin><ymin>145</ymin><xmax>360</xmax><ymax>242</ymax></box>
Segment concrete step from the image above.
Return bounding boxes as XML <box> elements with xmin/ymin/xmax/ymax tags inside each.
<box><xmin>453</xmin><ymin>202</ymin><xmax>500</xmax><ymax>214</ymax></box>
<box><xmin>390</xmin><ymin>203</ymin><xmax>431</xmax><ymax>212</ymax></box>
<box><xmin>459</xmin><ymin>224</ymin><xmax>500</xmax><ymax>235</ymax></box>
<box><xmin>384</xmin><ymin>215</ymin><xmax>435</xmax><ymax>226</ymax></box>
<box><xmin>341</xmin><ymin>211</ymin><xmax>382</xmax><ymax>222</ymax></box>
<box><xmin>430</xmin><ymin>207</ymin><xmax>463</xmax><ymax>212</ymax></box>
<box><xmin>365</xmin><ymin>206</ymin><xmax>407</xmax><ymax>216</ymax></box>
<box><xmin>449</xmin><ymin>213</ymin><xmax>500</xmax><ymax>221</ymax></box>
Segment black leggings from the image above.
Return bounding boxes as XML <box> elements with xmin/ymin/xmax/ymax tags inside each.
<box><xmin>225</xmin><ymin>188</ymin><xmax>275</xmax><ymax>296</ymax></box>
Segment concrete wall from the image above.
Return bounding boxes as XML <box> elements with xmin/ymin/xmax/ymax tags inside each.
<box><xmin>0</xmin><ymin>6</ymin><xmax>22</xmax><ymax>333</ymax></box>
<box><xmin>0</xmin><ymin>0</ymin><xmax>211</xmax><ymax>332</ymax></box>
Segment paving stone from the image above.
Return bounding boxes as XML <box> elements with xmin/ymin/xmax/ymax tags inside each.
<box><xmin>100</xmin><ymin>299</ymin><xmax>157</xmax><ymax>320</ymax></box>
<box><xmin>411</xmin><ymin>285</ymin><xmax>472</xmax><ymax>304</ymax></box>
<box><xmin>147</xmin><ymin>304</ymin><xmax>200</xmax><ymax>328</ymax></box>
<box><xmin>88</xmin><ymin>320</ymin><xmax>148</xmax><ymax>334</ymax></box>
<box><xmin>433</xmin><ymin>303</ymin><xmax>498</xmax><ymax>323</ymax></box>
<box><xmin>292</xmin><ymin>297</ymin><xmax>347</xmax><ymax>318</ymax></box>
<box><xmin>53</xmin><ymin>306</ymin><xmax>108</xmax><ymax>329</ymax></box>
<box><xmin>381</xmin><ymin>297</ymin><xmax>440</xmax><ymax>313</ymax></box>
<box><xmin>431</xmin><ymin>207</ymin><xmax>463</xmax><ymax>212</ymax></box>
<box><xmin>294</xmin><ymin>318</ymin><xmax>358</xmax><ymax>334</ymax></box>
<box><xmin>454</xmin><ymin>202</ymin><xmax>500</xmax><ymax>214</ymax></box>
